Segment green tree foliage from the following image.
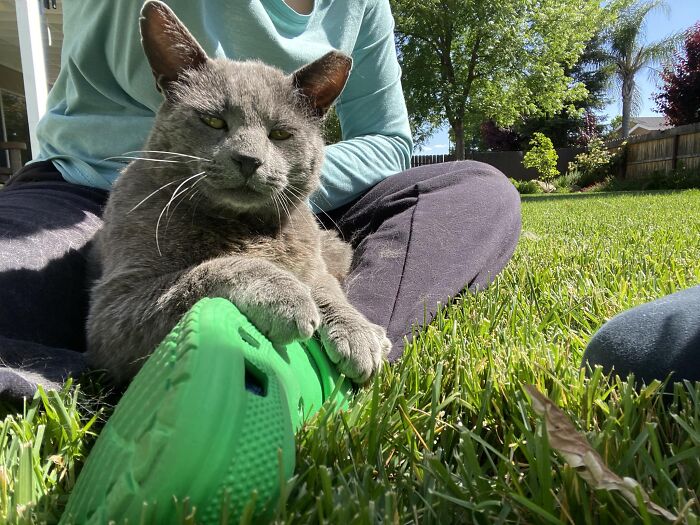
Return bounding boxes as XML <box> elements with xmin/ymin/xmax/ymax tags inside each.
<box><xmin>655</xmin><ymin>22</ymin><xmax>700</xmax><ymax>126</ymax></box>
<box><xmin>322</xmin><ymin>107</ymin><xmax>342</xmax><ymax>145</ymax></box>
<box><xmin>602</xmin><ymin>0</ymin><xmax>682</xmax><ymax>138</ymax></box>
<box><xmin>479</xmin><ymin>4</ymin><xmax>628</xmax><ymax>151</ymax></box>
<box><xmin>523</xmin><ymin>132</ymin><xmax>559</xmax><ymax>182</ymax></box>
<box><xmin>512</xmin><ymin>31</ymin><xmax>618</xmax><ymax>149</ymax></box>
<box><xmin>390</xmin><ymin>0</ymin><xmax>605</xmax><ymax>159</ymax></box>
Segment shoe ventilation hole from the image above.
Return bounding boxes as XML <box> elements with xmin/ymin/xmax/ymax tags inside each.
<box><xmin>244</xmin><ymin>363</ymin><xmax>268</xmax><ymax>397</ymax></box>
<box><xmin>238</xmin><ymin>326</ymin><xmax>260</xmax><ymax>349</ymax></box>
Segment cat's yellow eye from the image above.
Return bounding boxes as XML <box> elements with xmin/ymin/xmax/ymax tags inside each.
<box><xmin>269</xmin><ymin>129</ymin><xmax>293</xmax><ymax>140</ymax></box>
<box><xmin>200</xmin><ymin>115</ymin><xmax>227</xmax><ymax>129</ymax></box>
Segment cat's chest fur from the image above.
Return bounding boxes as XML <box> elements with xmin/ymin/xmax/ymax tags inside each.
<box><xmin>99</xmin><ymin>185</ymin><xmax>324</xmax><ymax>284</ymax></box>
<box><xmin>194</xmin><ymin>214</ymin><xmax>324</xmax><ymax>281</ymax></box>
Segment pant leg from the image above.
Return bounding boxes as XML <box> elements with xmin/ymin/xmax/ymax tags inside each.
<box><xmin>582</xmin><ymin>285</ymin><xmax>700</xmax><ymax>383</ymax></box>
<box><xmin>321</xmin><ymin>160</ymin><xmax>521</xmax><ymax>361</ymax></box>
<box><xmin>0</xmin><ymin>161</ymin><xmax>108</xmax><ymax>402</ymax></box>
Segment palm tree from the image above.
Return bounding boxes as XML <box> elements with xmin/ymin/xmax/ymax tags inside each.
<box><xmin>605</xmin><ymin>0</ymin><xmax>681</xmax><ymax>138</ymax></box>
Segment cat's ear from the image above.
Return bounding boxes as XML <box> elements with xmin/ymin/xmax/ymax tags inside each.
<box><xmin>140</xmin><ymin>1</ymin><xmax>208</xmax><ymax>97</ymax></box>
<box><xmin>292</xmin><ymin>51</ymin><xmax>352</xmax><ymax>117</ymax></box>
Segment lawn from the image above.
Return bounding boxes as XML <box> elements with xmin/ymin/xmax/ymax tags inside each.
<box><xmin>2</xmin><ymin>190</ymin><xmax>700</xmax><ymax>524</ymax></box>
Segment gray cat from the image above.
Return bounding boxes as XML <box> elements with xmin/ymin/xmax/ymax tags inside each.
<box><xmin>86</xmin><ymin>1</ymin><xmax>390</xmax><ymax>385</ymax></box>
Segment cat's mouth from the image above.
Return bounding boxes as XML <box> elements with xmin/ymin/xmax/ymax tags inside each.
<box><xmin>202</xmin><ymin>178</ymin><xmax>278</xmax><ymax>209</ymax></box>
<box><xmin>225</xmin><ymin>180</ymin><xmax>274</xmax><ymax>197</ymax></box>
<box><xmin>223</xmin><ymin>186</ymin><xmax>268</xmax><ymax>200</ymax></box>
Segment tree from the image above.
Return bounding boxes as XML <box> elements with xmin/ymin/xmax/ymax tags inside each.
<box><xmin>523</xmin><ymin>133</ymin><xmax>559</xmax><ymax>182</ymax></box>
<box><xmin>655</xmin><ymin>22</ymin><xmax>700</xmax><ymax>126</ymax></box>
<box><xmin>390</xmin><ymin>0</ymin><xmax>604</xmax><ymax>159</ymax></box>
<box><xmin>515</xmin><ymin>31</ymin><xmax>618</xmax><ymax>148</ymax></box>
<box><xmin>479</xmin><ymin>15</ymin><xmax>623</xmax><ymax>151</ymax></box>
<box><xmin>602</xmin><ymin>0</ymin><xmax>682</xmax><ymax>138</ymax></box>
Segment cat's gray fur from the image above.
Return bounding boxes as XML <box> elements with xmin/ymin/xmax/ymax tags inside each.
<box><xmin>86</xmin><ymin>1</ymin><xmax>390</xmax><ymax>384</ymax></box>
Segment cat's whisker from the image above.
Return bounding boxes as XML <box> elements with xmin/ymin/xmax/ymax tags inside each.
<box><xmin>279</xmin><ymin>192</ymin><xmax>295</xmax><ymax>220</ymax></box>
<box><xmin>271</xmin><ymin>195</ymin><xmax>284</xmax><ymax>233</ymax></box>
<box><xmin>278</xmin><ymin>192</ymin><xmax>305</xmax><ymax>235</ymax></box>
<box><xmin>104</xmin><ymin>155</ymin><xmax>197</xmax><ymax>165</ymax></box>
<box><xmin>165</xmin><ymin>175</ymin><xmax>208</xmax><ymax>230</ymax></box>
<box><xmin>283</xmin><ymin>186</ymin><xmax>329</xmax><ymax>231</ymax></box>
<box><xmin>288</xmin><ymin>187</ymin><xmax>345</xmax><ymax>238</ymax></box>
<box><xmin>190</xmin><ymin>191</ymin><xmax>205</xmax><ymax>224</ymax></box>
<box><xmin>119</xmin><ymin>150</ymin><xmax>213</xmax><ymax>162</ymax></box>
<box><xmin>284</xmin><ymin>193</ymin><xmax>316</xmax><ymax>232</ymax></box>
<box><xmin>284</xmin><ymin>185</ymin><xmax>317</xmax><ymax>211</ymax></box>
<box><xmin>315</xmin><ymin>208</ymin><xmax>343</xmax><ymax>237</ymax></box>
<box><xmin>129</xmin><ymin>177</ymin><xmax>189</xmax><ymax>214</ymax></box>
<box><xmin>275</xmin><ymin>193</ymin><xmax>294</xmax><ymax>231</ymax></box>
<box><xmin>155</xmin><ymin>171</ymin><xmax>207</xmax><ymax>255</ymax></box>
<box><xmin>287</xmin><ymin>186</ymin><xmax>344</xmax><ymax>238</ymax></box>
<box><xmin>131</xmin><ymin>164</ymin><xmax>199</xmax><ymax>171</ymax></box>
<box><xmin>275</xmin><ymin>194</ymin><xmax>289</xmax><ymax>222</ymax></box>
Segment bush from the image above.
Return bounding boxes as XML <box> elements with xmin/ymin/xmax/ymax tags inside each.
<box><xmin>567</xmin><ymin>137</ymin><xmax>613</xmax><ymax>187</ymax></box>
<box><xmin>552</xmin><ymin>171</ymin><xmax>583</xmax><ymax>192</ymax></box>
<box><xmin>599</xmin><ymin>166</ymin><xmax>700</xmax><ymax>191</ymax></box>
<box><xmin>523</xmin><ymin>133</ymin><xmax>559</xmax><ymax>182</ymax></box>
<box><xmin>509</xmin><ymin>178</ymin><xmax>543</xmax><ymax>194</ymax></box>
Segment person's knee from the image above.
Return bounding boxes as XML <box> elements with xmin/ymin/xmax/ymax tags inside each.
<box><xmin>448</xmin><ymin>160</ymin><xmax>512</xmax><ymax>185</ymax></box>
<box><xmin>443</xmin><ymin>160</ymin><xmax>521</xmax><ymax>217</ymax></box>
<box><xmin>582</xmin><ymin>286</ymin><xmax>700</xmax><ymax>384</ymax></box>
<box><xmin>582</xmin><ymin>311</ymin><xmax>647</xmax><ymax>380</ymax></box>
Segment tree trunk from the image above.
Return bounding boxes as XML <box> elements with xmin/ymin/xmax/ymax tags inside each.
<box><xmin>452</xmin><ymin>120</ymin><xmax>465</xmax><ymax>160</ymax></box>
<box><xmin>620</xmin><ymin>76</ymin><xmax>635</xmax><ymax>139</ymax></box>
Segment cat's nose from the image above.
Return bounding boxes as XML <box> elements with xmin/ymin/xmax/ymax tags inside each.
<box><xmin>234</xmin><ymin>154</ymin><xmax>263</xmax><ymax>178</ymax></box>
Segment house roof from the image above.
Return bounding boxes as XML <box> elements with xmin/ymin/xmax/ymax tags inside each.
<box><xmin>629</xmin><ymin>116</ymin><xmax>672</xmax><ymax>132</ymax></box>
<box><xmin>0</xmin><ymin>0</ymin><xmax>63</xmax><ymax>94</ymax></box>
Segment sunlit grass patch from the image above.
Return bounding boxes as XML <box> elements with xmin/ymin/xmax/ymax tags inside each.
<box><xmin>2</xmin><ymin>190</ymin><xmax>700</xmax><ymax>524</ymax></box>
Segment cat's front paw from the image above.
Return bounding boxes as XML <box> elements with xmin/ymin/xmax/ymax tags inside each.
<box><xmin>320</xmin><ymin>315</ymin><xmax>390</xmax><ymax>383</ymax></box>
<box><xmin>239</xmin><ymin>280</ymin><xmax>320</xmax><ymax>345</ymax></box>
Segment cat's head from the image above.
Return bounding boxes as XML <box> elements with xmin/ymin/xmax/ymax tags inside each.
<box><xmin>138</xmin><ymin>1</ymin><xmax>351</xmax><ymax>215</ymax></box>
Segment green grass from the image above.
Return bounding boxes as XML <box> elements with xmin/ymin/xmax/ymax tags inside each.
<box><xmin>2</xmin><ymin>190</ymin><xmax>700</xmax><ymax>524</ymax></box>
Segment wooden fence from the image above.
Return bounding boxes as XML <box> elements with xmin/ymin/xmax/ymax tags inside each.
<box><xmin>411</xmin><ymin>154</ymin><xmax>455</xmax><ymax>167</ymax></box>
<box><xmin>411</xmin><ymin>122</ymin><xmax>700</xmax><ymax>180</ymax></box>
<box><xmin>611</xmin><ymin>122</ymin><xmax>700</xmax><ymax>178</ymax></box>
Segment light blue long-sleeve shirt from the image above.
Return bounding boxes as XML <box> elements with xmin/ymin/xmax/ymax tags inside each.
<box><xmin>35</xmin><ymin>0</ymin><xmax>413</xmax><ymax>212</ymax></box>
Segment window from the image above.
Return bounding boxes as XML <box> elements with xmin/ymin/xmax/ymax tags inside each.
<box><xmin>0</xmin><ymin>90</ymin><xmax>32</xmax><ymax>167</ymax></box>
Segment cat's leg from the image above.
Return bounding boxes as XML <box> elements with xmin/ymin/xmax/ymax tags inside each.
<box><xmin>87</xmin><ymin>256</ymin><xmax>320</xmax><ymax>383</ymax></box>
<box><xmin>319</xmin><ymin>229</ymin><xmax>352</xmax><ymax>283</ymax></box>
<box><xmin>311</xmin><ymin>272</ymin><xmax>390</xmax><ymax>383</ymax></box>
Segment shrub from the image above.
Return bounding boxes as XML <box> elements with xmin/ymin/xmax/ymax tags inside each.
<box><xmin>509</xmin><ymin>177</ymin><xmax>543</xmax><ymax>194</ymax></box>
<box><xmin>567</xmin><ymin>137</ymin><xmax>613</xmax><ymax>187</ymax></box>
<box><xmin>552</xmin><ymin>171</ymin><xmax>583</xmax><ymax>192</ymax></box>
<box><xmin>523</xmin><ymin>133</ymin><xmax>559</xmax><ymax>182</ymax></box>
<box><xmin>599</xmin><ymin>166</ymin><xmax>700</xmax><ymax>191</ymax></box>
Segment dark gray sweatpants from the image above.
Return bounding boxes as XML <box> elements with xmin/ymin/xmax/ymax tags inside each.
<box><xmin>0</xmin><ymin>160</ymin><xmax>521</xmax><ymax>403</ymax></box>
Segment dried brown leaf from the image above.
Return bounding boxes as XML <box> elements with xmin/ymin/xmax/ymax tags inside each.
<box><xmin>525</xmin><ymin>385</ymin><xmax>677</xmax><ymax>521</ymax></box>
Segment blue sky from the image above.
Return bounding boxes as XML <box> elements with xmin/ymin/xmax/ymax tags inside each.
<box><xmin>417</xmin><ymin>0</ymin><xmax>700</xmax><ymax>154</ymax></box>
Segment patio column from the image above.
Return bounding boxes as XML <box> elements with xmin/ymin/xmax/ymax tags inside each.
<box><xmin>15</xmin><ymin>0</ymin><xmax>48</xmax><ymax>159</ymax></box>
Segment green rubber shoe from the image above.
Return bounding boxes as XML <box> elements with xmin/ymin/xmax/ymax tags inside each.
<box><xmin>60</xmin><ymin>297</ymin><xmax>351</xmax><ymax>525</ymax></box>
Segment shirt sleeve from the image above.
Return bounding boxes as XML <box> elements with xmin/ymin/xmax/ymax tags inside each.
<box><xmin>310</xmin><ymin>0</ymin><xmax>413</xmax><ymax>213</ymax></box>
